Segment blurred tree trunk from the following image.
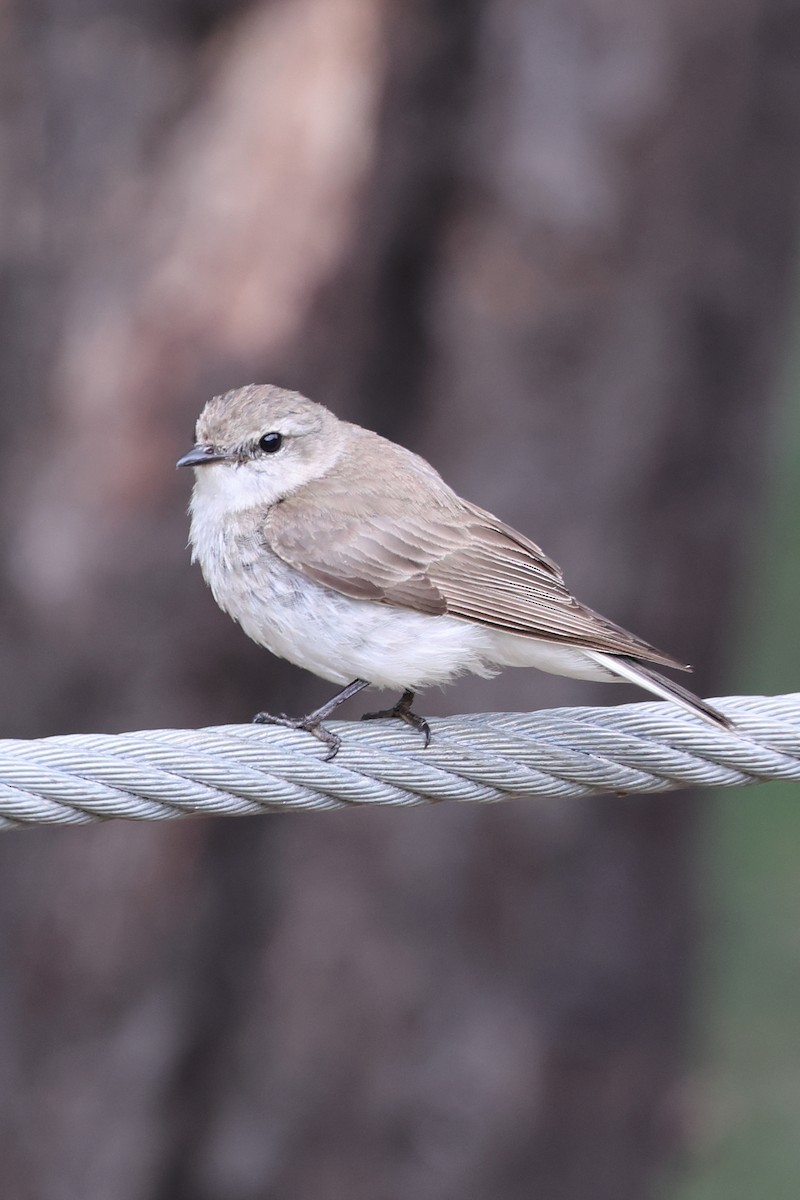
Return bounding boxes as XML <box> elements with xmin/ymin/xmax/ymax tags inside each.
<box><xmin>0</xmin><ymin>1</ymin><xmax>798</xmax><ymax>1198</ymax></box>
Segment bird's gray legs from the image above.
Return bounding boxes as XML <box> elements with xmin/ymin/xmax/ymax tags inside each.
<box><xmin>253</xmin><ymin>678</ymin><xmax>371</xmax><ymax>760</ymax></box>
<box><xmin>361</xmin><ymin>689</ymin><xmax>431</xmax><ymax>747</ymax></box>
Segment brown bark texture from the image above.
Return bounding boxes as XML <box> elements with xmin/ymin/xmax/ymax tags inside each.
<box><xmin>0</xmin><ymin>0</ymin><xmax>799</xmax><ymax>1197</ymax></box>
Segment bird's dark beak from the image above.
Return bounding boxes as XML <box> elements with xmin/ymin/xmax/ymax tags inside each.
<box><xmin>176</xmin><ymin>444</ymin><xmax>231</xmax><ymax>469</ymax></box>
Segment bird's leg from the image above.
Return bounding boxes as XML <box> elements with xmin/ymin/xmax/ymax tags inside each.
<box><xmin>253</xmin><ymin>678</ymin><xmax>370</xmax><ymax>761</ymax></box>
<box><xmin>361</xmin><ymin>689</ymin><xmax>431</xmax><ymax>748</ymax></box>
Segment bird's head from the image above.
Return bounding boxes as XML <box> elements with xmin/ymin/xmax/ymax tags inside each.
<box><xmin>177</xmin><ymin>384</ymin><xmax>346</xmax><ymax>510</ymax></box>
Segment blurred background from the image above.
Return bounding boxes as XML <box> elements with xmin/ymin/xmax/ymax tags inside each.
<box><xmin>0</xmin><ymin>0</ymin><xmax>799</xmax><ymax>1197</ymax></box>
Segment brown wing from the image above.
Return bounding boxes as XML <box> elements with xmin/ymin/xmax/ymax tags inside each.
<box><xmin>264</xmin><ymin>429</ymin><xmax>686</xmax><ymax>669</ymax></box>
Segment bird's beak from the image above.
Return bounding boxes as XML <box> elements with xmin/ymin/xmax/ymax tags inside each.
<box><xmin>176</xmin><ymin>444</ymin><xmax>232</xmax><ymax>469</ymax></box>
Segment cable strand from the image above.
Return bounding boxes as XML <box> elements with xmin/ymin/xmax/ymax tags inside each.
<box><xmin>0</xmin><ymin>693</ymin><xmax>797</xmax><ymax>827</ymax></box>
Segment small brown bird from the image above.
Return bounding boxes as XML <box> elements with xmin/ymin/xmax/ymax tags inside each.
<box><xmin>178</xmin><ymin>384</ymin><xmax>730</xmax><ymax>756</ymax></box>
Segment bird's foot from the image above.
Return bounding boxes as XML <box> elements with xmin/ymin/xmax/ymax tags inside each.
<box><xmin>361</xmin><ymin>689</ymin><xmax>431</xmax><ymax>748</ymax></box>
<box><xmin>252</xmin><ymin>710</ymin><xmax>342</xmax><ymax>760</ymax></box>
<box><xmin>251</xmin><ymin>679</ymin><xmax>370</xmax><ymax>762</ymax></box>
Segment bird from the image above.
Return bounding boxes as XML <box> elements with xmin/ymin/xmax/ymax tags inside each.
<box><xmin>177</xmin><ymin>384</ymin><xmax>731</xmax><ymax>758</ymax></box>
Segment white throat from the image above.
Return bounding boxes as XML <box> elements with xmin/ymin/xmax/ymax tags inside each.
<box><xmin>188</xmin><ymin>462</ymin><xmax>282</xmax><ymax>566</ymax></box>
<box><xmin>190</xmin><ymin>460</ymin><xmax>284</xmax><ymax>516</ymax></box>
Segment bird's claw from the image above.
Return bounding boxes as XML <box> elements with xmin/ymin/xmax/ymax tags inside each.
<box><xmin>252</xmin><ymin>710</ymin><xmax>342</xmax><ymax>759</ymax></box>
<box><xmin>361</xmin><ymin>690</ymin><xmax>431</xmax><ymax>748</ymax></box>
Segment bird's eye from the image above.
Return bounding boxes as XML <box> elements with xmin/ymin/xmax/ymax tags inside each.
<box><xmin>258</xmin><ymin>432</ymin><xmax>283</xmax><ymax>454</ymax></box>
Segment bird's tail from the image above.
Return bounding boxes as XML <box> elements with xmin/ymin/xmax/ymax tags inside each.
<box><xmin>585</xmin><ymin>650</ymin><xmax>732</xmax><ymax>730</ymax></box>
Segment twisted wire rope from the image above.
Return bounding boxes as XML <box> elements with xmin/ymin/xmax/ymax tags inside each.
<box><xmin>0</xmin><ymin>692</ymin><xmax>797</xmax><ymax>829</ymax></box>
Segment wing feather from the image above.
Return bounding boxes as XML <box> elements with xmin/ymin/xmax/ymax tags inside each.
<box><xmin>264</xmin><ymin>429</ymin><xmax>686</xmax><ymax>670</ymax></box>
